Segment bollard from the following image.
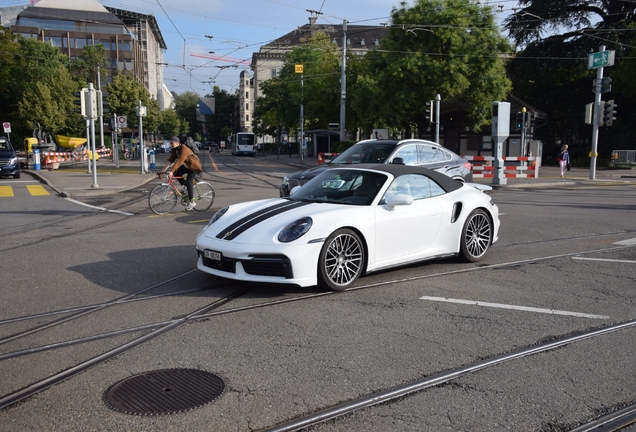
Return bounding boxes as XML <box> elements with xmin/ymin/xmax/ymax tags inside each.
<box><xmin>33</xmin><ymin>149</ymin><xmax>41</xmax><ymax>171</ymax></box>
<box><xmin>149</xmin><ymin>150</ymin><xmax>156</xmax><ymax>169</ymax></box>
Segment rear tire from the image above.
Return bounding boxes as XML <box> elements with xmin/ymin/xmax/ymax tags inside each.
<box><xmin>148</xmin><ymin>184</ymin><xmax>177</xmax><ymax>215</ymax></box>
<box><xmin>459</xmin><ymin>209</ymin><xmax>492</xmax><ymax>262</ymax></box>
<box><xmin>193</xmin><ymin>182</ymin><xmax>215</xmax><ymax>212</ymax></box>
<box><xmin>318</xmin><ymin>229</ymin><xmax>365</xmax><ymax>291</ymax></box>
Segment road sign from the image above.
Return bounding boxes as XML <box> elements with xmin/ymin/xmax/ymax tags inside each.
<box><xmin>588</xmin><ymin>50</ymin><xmax>615</xmax><ymax>69</ymax></box>
<box><xmin>116</xmin><ymin>115</ymin><xmax>127</xmax><ymax>128</ymax></box>
<box><xmin>295</xmin><ymin>64</ymin><xmax>304</xmax><ymax>74</ymax></box>
<box><xmin>3</xmin><ymin>122</ymin><xmax>10</xmax><ymax>133</ymax></box>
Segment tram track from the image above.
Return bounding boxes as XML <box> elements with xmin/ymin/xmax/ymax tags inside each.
<box><xmin>1</xmin><ymin>242</ymin><xmax>634</xmax><ymax>415</ymax></box>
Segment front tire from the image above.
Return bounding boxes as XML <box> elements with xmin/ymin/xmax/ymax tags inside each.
<box><xmin>148</xmin><ymin>184</ymin><xmax>177</xmax><ymax>215</ymax></box>
<box><xmin>318</xmin><ymin>229</ymin><xmax>365</xmax><ymax>291</ymax></box>
<box><xmin>193</xmin><ymin>182</ymin><xmax>215</xmax><ymax>212</ymax></box>
<box><xmin>459</xmin><ymin>209</ymin><xmax>492</xmax><ymax>262</ymax></box>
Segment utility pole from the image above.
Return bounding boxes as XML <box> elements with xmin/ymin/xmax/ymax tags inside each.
<box><xmin>88</xmin><ymin>83</ymin><xmax>98</xmax><ymax>188</ymax></box>
<box><xmin>295</xmin><ymin>64</ymin><xmax>304</xmax><ymax>162</ymax></box>
<box><xmin>588</xmin><ymin>45</ymin><xmax>614</xmax><ymax>180</ymax></box>
<box><xmin>97</xmin><ymin>66</ymin><xmax>104</xmax><ymax>149</ymax></box>
<box><xmin>520</xmin><ymin>106</ymin><xmax>527</xmax><ymax>165</ymax></box>
<box><xmin>339</xmin><ymin>20</ymin><xmax>347</xmax><ymax>142</ymax></box>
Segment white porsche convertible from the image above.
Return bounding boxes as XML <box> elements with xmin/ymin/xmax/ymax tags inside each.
<box><xmin>196</xmin><ymin>164</ymin><xmax>499</xmax><ymax>291</ymax></box>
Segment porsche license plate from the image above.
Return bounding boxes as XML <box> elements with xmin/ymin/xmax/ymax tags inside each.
<box><xmin>204</xmin><ymin>250</ymin><xmax>221</xmax><ymax>261</ymax></box>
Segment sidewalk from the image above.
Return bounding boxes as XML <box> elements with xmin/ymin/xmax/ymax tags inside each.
<box><xmin>24</xmin><ymin>151</ymin><xmax>636</xmax><ymax>198</ymax></box>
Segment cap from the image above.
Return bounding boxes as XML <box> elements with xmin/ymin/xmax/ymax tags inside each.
<box><xmin>170</xmin><ymin>136</ymin><xmax>180</xmax><ymax>143</ymax></box>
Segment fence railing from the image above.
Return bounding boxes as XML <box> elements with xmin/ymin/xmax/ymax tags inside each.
<box><xmin>610</xmin><ymin>150</ymin><xmax>636</xmax><ymax>166</ymax></box>
<box><xmin>463</xmin><ymin>156</ymin><xmax>540</xmax><ymax>179</ymax></box>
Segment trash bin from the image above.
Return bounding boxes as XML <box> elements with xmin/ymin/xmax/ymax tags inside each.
<box><xmin>149</xmin><ymin>150</ymin><xmax>156</xmax><ymax>169</ymax></box>
<box><xmin>34</xmin><ymin>149</ymin><xmax>41</xmax><ymax>171</ymax></box>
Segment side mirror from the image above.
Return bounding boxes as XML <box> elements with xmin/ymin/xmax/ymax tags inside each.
<box><xmin>385</xmin><ymin>193</ymin><xmax>413</xmax><ymax>210</ymax></box>
<box><xmin>391</xmin><ymin>157</ymin><xmax>405</xmax><ymax>165</ymax></box>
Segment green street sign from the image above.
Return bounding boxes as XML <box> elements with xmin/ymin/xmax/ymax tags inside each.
<box><xmin>588</xmin><ymin>50</ymin><xmax>615</xmax><ymax>69</ymax></box>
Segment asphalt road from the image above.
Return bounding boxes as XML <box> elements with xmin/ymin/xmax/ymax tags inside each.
<box><xmin>0</xmin><ymin>154</ymin><xmax>635</xmax><ymax>432</ymax></box>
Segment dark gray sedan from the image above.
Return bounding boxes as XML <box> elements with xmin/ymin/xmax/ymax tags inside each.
<box><xmin>280</xmin><ymin>139</ymin><xmax>473</xmax><ymax>197</ymax></box>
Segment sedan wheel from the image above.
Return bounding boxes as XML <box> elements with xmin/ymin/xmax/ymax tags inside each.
<box><xmin>318</xmin><ymin>229</ymin><xmax>365</xmax><ymax>291</ymax></box>
<box><xmin>459</xmin><ymin>209</ymin><xmax>492</xmax><ymax>262</ymax></box>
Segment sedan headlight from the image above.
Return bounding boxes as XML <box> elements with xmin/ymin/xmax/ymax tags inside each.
<box><xmin>278</xmin><ymin>217</ymin><xmax>312</xmax><ymax>243</ymax></box>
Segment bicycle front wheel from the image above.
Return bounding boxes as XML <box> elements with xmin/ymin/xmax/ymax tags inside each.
<box><xmin>148</xmin><ymin>184</ymin><xmax>178</xmax><ymax>215</ymax></box>
<box><xmin>193</xmin><ymin>182</ymin><xmax>215</xmax><ymax>212</ymax></box>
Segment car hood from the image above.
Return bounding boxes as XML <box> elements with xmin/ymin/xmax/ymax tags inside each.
<box><xmin>200</xmin><ymin>198</ymin><xmax>369</xmax><ymax>245</ymax></box>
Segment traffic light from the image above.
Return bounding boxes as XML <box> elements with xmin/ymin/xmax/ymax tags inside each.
<box><xmin>515</xmin><ymin>112</ymin><xmax>523</xmax><ymax>131</ymax></box>
<box><xmin>599</xmin><ymin>77</ymin><xmax>612</xmax><ymax>93</ymax></box>
<box><xmin>527</xmin><ymin>112</ymin><xmax>535</xmax><ymax>138</ymax></box>
<box><xmin>602</xmin><ymin>99</ymin><xmax>617</xmax><ymax>126</ymax></box>
<box><xmin>73</xmin><ymin>88</ymin><xmax>88</xmax><ymax>116</ymax></box>
<box><xmin>425</xmin><ymin>100</ymin><xmax>434</xmax><ymax>123</ymax></box>
<box><xmin>97</xmin><ymin>90</ymin><xmax>109</xmax><ymax>116</ymax></box>
<box><xmin>584</xmin><ymin>103</ymin><xmax>593</xmax><ymax>124</ymax></box>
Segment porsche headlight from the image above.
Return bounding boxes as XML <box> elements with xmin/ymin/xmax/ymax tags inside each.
<box><xmin>208</xmin><ymin>206</ymin><xmax>228</xmax><ymax>226</ymax></box>
<box><xmin>278</xmin><ymin>217</ymin><xmax>312</xmax><ymax>243</ymax></box>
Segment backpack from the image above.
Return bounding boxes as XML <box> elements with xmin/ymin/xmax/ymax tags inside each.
<box><xmin>183</xmin><ymin>137</ymin><xmax>200</xmax><ymax>155</ymax></box>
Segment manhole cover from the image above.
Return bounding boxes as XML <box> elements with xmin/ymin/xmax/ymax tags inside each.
<box><xmin>104</xmin><ymin>368</ymin><xmax>225</xmax><ymax>415</ymax></box>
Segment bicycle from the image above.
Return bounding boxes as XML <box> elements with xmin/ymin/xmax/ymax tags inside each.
<box><xmin>148</xmin><ymin>172</ymin><xmax>215</xmax><ymax>215</ymax></box>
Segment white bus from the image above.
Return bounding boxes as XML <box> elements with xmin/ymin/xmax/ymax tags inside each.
<box><xmin>230</xmin><ymin>132</ymin><xmax>256</xmax><ymax>156</ymax></box>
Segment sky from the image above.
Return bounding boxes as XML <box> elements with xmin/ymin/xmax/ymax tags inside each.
<box><xmin>98</xmin><ymin>0</ymin><xmax>520</xmax><ymax>96</ymax></box>
<box><xmin>0</xmin><ymin>0</ymin><xmax>502</xmax><ymax>97</ymax></box>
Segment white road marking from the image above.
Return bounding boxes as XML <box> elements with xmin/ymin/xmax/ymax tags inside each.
<box><xmin>419</xmin><ymin>296</ymin><xmax>609</xmax><ymax>320</ymax></box>
<box><xmin>614</xmin><ymin>238</ymin><xmax>636</xmax><ymax>246</ymax></box>
<box><xmin>65</xmin><ymin>198</ymin><xmax>133</xmax><ymax>216</ymax></box>
<box><xmin>572</xmin><ymin>257</ymin><xmax>636</xmax><ymax>264</ymax></box>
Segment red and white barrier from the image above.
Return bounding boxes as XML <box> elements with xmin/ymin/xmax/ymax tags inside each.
<box><xmin>464</xmin><ymin>155</ymin><xmax>539</xmax><ymax>179</ymax></box>
<box><xmin>318</xmin><ymin>152</ymin><xmax>340</xmax><ymax>166</ymax></box>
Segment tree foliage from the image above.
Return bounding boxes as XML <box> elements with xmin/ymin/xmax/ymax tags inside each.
<box><xmin>366</xmin><ymin>0</ymin><xmax>512</xmax><ymax>135</ymax></box>
<box><xmin>504</xmin><ymin>0</ymin><xmax>636</xmax><ymax>157</ymax></box>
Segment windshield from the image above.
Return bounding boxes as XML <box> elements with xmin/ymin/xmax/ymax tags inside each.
<box><xmin>0</xmin><ymin>139</ymin><xmax>12</xmax><ymax>151</ymax></box>
<box><xmin>290</xmin><ymin>169</ymin><xmax>387</xmax><ymax>206</ymax></box>
<box><xmin>330</xmin><ymin>143</ymin><xmax>396</xmax><ymax>165</ymax></box>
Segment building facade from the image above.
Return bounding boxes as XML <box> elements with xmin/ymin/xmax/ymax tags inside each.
<box><xmin>4</xmin><ymin>0</ymin><xmax>171</xmax><ymax>110</ymax></box>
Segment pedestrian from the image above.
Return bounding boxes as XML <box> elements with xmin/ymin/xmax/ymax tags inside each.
<box><xmin>557</xmin><ymin>144</ymin><xmax>570</xmax><ymax>178</ymax></box>
<box><xmin>160</xmin><ymin>136</ymin><xmax>202</xmax><ymax>211</ymax></box>
<box><xmin>288</xmin><ymin>142</ymin><xmax>292</xmax><ymax>158</ymax></box>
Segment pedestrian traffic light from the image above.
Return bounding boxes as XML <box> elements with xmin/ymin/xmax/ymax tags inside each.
<box><xmin>527</xmin><ymin>112</ymin><xmax>535</xmax><ymax>138</ymax></box>
<box><xmin>515</xmin><ymin>112</ymin><xmax>523</xmax><ymax>131</ymax></box>
<box><xmin>425</xmin><ymin>100</ymin><xmax>434</xmax><ymax>123</ymax></box>
<box><xmin>73</xmin><ymin>88</ymin><xmax>88</xmax><ymax>116</ymax></box>
<box><xmin>602</xmin><ymin>99</ymin><xmax>617</xmax><ymax>126</ymax></box>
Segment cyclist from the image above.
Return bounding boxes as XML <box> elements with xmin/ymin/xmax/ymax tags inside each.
<box><xmin>160</xmin><ymin>136</ymin><xmax>202</xmax><ymax>211</ymax></box>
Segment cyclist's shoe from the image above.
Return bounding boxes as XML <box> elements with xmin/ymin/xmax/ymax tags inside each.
<box><xmin>185</xmin><ymin>201</ymin><xmax>196</xmax><ymax>211</ymax></box>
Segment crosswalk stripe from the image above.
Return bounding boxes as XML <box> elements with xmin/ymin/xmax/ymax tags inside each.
<box><xmin>26</xmin><ymin>185</ymin><xmax>50</xmax><ymax>196</ymax></box>
<box><xmin>0</xmin><ymin>186</ymin><xmax>14</xmax><ymax>197</ymax></box>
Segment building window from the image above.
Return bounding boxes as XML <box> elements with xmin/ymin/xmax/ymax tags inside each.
<box><xmin>245</xmin><ymin>114</ymin><xmax>249</xmax><ymax>122</ymax></box>
<box><xmin>270</xmin><ymin>69</ymin><xmax>277</xmax><ymax>78</ymax></box>
<box><xmin>245</xmin><ymin>103</ymin><xmax>249</xmax><ymax>110</ymax></box>
<box><xmin>245</xmin><ymin>92</ymin><xmax>249</xmax><ymax>99</ymax></box>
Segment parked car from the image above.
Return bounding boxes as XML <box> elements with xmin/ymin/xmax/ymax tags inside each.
<box><xmin>197</xmin><ymin>164</ymin><xmax>499</xmax><ymax>291</ymax></box>
<box><xmin>0</xmin><ymin>136</ymin><xmax>20</xmax><ymax>179</ymax></box>
<box><xmin>279</xmin><ymin>139</ymin><xmax>473</xmax><ymax>197</ymax></box>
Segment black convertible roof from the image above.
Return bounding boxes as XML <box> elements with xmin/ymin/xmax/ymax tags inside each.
<box><xmin>333</xmin><ymin>164</ymin><xmax>463</xmax><ymax>193</ymax></box>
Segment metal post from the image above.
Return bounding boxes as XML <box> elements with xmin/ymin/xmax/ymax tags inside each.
<box><xmin>97</xmin><ymin>66</ymin><xmax>104</xmax><ymax>149</ymax></box>
<box><xmin>113</xmin><ymin>113</ymin><xmax>119</xmax><ymax>168</ymax></box>
<box><xmin>520</xmin><ymin>107</ymin><xmax>527</xmax><ymax>167</ymax></box>
<box><xmin>300</xmin><ymin>72</ymin><xmax>304</xmax><ymax>162</ymax></box>
<box><xmin>339</xmin><ymin>20</ymin><xmax>347</xmax><ymax>142</ymax></box>
<box><xmin>590</xmin><ymin>46</ymin><xmax>605</xmax><ymax>180</ymax></box>
<box><xmin>85</xmin><ymin>118</ymin><xmax>91</xmax><ymax>173</ymax></box>
<box><xmin>88</xmin><ymin>83</ymin><xmax>98</xmax><ymax>188</ymax></box>
<box><xmin>138</xmin><ymin>100</ymin><xmax>145</xmax><ymax>174</ymax></box>
<box><xmin>434</xmin><ymin>94</ymin><xmax>441</xmax><ymax>144</ymax></box>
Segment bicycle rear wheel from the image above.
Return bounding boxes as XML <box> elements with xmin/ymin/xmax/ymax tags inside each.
<box><xmin>193</xmin><ymin>182</ymin><xmax>215</xmax><ymax>212</ymax></box>
<box><xmin>148</xmin><ymin>184</ymin><xmax>178</xmax><ymax>215</ymax></box>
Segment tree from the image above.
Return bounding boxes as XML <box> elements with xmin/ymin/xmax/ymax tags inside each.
<box><xmin>173</xmin><ymin>91</ymin><xmax>200</xmax><ymax>138</ymax></box>
<box><xmin>6</xmin><ymin>36</ymin><xmax>79</xmax><ymax>141</ymax></box>
<box><xmin>69</xmin><ymin>44</ymin><xmax>108</xmax><ymax>85</ymax></box>
<box><xmin>504</xmin><ymin>0</ymin><xmax>636</xmax><ymax>159</ymax></box>
<box><xmin>366</xmin><ymin>0</ymin><xmax>513</xmax><ymax>136</ymax></box>
<box><xmin>106</xmin><ymin>74</ymin><xmax>159</xmax><ymax>130</ymax></box>
<box><xmin>205</xmin><ymin>86</ymin><xmax>237</xmax><ymax>143</ymax></box>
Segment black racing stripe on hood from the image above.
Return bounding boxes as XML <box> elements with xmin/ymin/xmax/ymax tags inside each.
<box><xmin>216</xmin><ymin>201</ymin><xmax>311</xmax><ymax>240</ymax></box>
